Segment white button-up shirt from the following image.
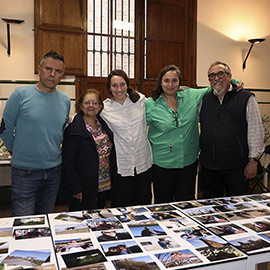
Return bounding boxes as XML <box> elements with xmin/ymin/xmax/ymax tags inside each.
<box><xmin>101</xmin><ymin>93</ymin><xmax>152</xmax><ymax>176</ymax></box>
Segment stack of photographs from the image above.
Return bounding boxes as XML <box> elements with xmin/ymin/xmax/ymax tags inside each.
<box><xmin>49</xmin><ymin>203</ymin><xmax>248</xmax><ymax>269</ymax></box>
<box><xmin>0</xmin><ymin>215</ymin><xmax>58</xmax><ymax>269</ymax></box>
<box><xmin>1</xmin><ymin>193</ymin><xmax>270</xmax><ymax>269</ymax></box>
<box><xmin>173</xmin><ymin>194</ymin><xmax>270</xmax><ymax>255</ymax></box>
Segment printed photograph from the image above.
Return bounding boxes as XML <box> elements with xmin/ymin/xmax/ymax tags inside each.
<box><xmin>176</xmin><ymin>226</ymin><xmax>212</xmax><ymax>240</ymax></box>
<box><xmin>112</xmin><ymin>255</ymin><xmax>160</xmax><ymax>270</ymax></box>
<box><xmin>242</xmin><ymin>220</ymin><xmax>270</xmax><ymax>233</ymax></box>
<box><xmin>151</xmin><ymin>211</ymin><xmax>181</xmax><ymax>220</ymax></box>
<box><xmin>194</xmin><ymin>214</ymin><xmax>229</xmax><ymax>225</ymax></box>
<box><xmin>138</xmin><ymin>236</ymin><xmax>180</xmax><ymax>251</ymax></box>
<box><xmin>208</xmin><ymin>224</ymin><xmax>247</xmax><ymax>236</ymax></box>
<box><xmin>116</xmin><ymin>208</ymin><xmax>130</xmax><ymax>215</ymax></box>
<box><xmin>258</xmin><ymin>232</ymin><xmax>270</xmax><ymax>242</ymax></box>
<box><xmin>0</xmin><ymin>227</ymin><xmax>13</xmax><ymax>237</ymax></box>
<box><xmin>196</xmin><ymin>198</ymin><xmax>217</xmax><ymax>206</ymax></box>
<box><xmin>213</xmin><ymin>204</ymin><xmax>238</xmax><ymax>212</ymax></box>
<box><xmin>232</xmin><ymin>203</ymin><xmax>256</xmax><ymax>211</ymax></box>
<box><xmin>127</xmin><ymin>213</ymin><xmax>151</xmax><ymax>221</ymax></box>
<box><xmin>0</xmin><ymin>241</ymin><xmax>8</xmax><ymax>254</ymax></box>
<box><xmin>183</xmin><ymin>206</ymin><xmax>218</xmax><ymax>216</ymax></box>
<box><xmin>55</xmin><ymin>238</ymin><xmax>94</xmax><ymax>253</ymax></box>
<box><xmin>155</xmin><ymin>249</ymin><xmax>203</xmax><ymax>268</ymax></box>
<box><xmin>13</xmin><ymin>216</ymin><xmax>45</xmax><ymax>227</ymax></box>
<box><xmin>55</xmin><ymin>223</ymin><xmax>89</xmax><ymax>235</ymax></box>
<box><xmin>87</xmin><ymin>218</ymin><xmax>123</xmax><ymax>231</ymax></box>
<box><xmin>127</xmin><ymin>219</ymin><xmax>159</xmax><ymax>227</ymax></box>
<box><xmin>213</xmin><ymin>196</ymin><xmax>250</xmax><ymax>205</ymax></box>
<box><xmin>147</xmin><ymin>204</ymin><xmax>176</xmax><ymax>212</ymax></box>
<box><xmin>128</xmin><ymin>224</ymin><xmax>166</xmax><ymax>238</ymax></box>
<box><xmin>115</xmin><ymin>214</ymin><xmax>131</xmax><ymax>223</ymax></box>
<box><xmin>126</xmin><ymin>206</ymin><xmax>149</xmax><ymax>213</ymax></box>
<box><xmin>13</xmin><ymin>227</ymin><xmax>51</xmax><ymax>240</ymax></box>
<box><xmin>173</xmin><ymin>201</ymin><xmax>202</xmax><ymax>210</ymax></box>
<box><xmin>95</xmin><ymin>229</ymin><xmax>132</xmax><ymax>242</ymax></box>
<box><xmin>246</xmin><ymin>194</ymin><xmax>270</xmax><ymax>201</ymax></box>
<box><xmin>258</xmin><ymin>201</ymin><xmax>270</xmax><ymax>208</ymax></box>
<box><xmin>2</xmin><ymin>249</ymin><xmax>51</xmax><ymax>267</ymax></box>
<box><xmin>82</xmin><ymin>209</ymin><xmax>114</xmax><ymax>220</ymax></box>
<box><xmin>2</xmin><ymin>263</ymin><xmax>57</xmax><ymax>270</ymax></box>
<box><xmin>101</xmin><ymin>240</ymin><xmax>142</xmax><ymax>256</ymax></box>
<box><xmin>159</xmin><ymin>217</ymin><xmax>195</xmax><ymax>230</ymax></box>
<box><xmin>229</xmin><ymin>235</ymin><xmax>270</xmax><ymax>254</ymax></box>
<box><xmin>61</xmin><ymin>249</ymin><xmax>107</xmax><ymax>268</ymax></box>
<box><xmin>55</xmin><ymin>212</ymin><xmax>83</xmax><ymax>223</ymax></box>
<box><xmin>223</xmin><ymin>210</ymin><xmax>254</xmax><ymax>221</ymax></box>
<box><xmin>62</xmin><ymin>262</ymin><xmax>107</xmax><ymax>270</ymax></box>
<box><xmin>188</xmin><ymin>235</ymin><xmax>244</xmax><ymax>261</ymax></box>
<box><xmin>246</xmin><ymin>208</ymin><xmax>270</xmax><ymax>217</ymax></box>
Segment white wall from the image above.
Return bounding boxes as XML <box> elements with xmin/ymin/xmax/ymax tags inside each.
<box><xmin>0</xmin><ymin>0</ymin><xmax>75</xmax><ymax>118</ymax></box>
<box><xmin>197</xmin><ymin>0</ymin><xmax>270</xmax><ymax>89</ymax></box>
<box><xmin>0</xmin><ymin>0</ymin><xmax>37</xmax><ymax>80</ymax></box>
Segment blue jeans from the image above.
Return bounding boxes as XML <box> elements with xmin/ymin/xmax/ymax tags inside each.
<box><xmin>11</xmin><ymin>165</ymin><xmax>62</xmax><ymax>216</ymax></box>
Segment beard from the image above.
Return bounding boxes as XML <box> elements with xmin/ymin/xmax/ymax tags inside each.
<box><xmin>213</xmin><ymin>87</ymin><xmax>227</xmax><ymax>97</ymax></box>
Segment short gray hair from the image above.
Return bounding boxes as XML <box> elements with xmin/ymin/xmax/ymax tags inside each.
<box><xmin>208</xmin><ymin>61</ymin><xmax>231</xmax><ymax>74</ymax></box>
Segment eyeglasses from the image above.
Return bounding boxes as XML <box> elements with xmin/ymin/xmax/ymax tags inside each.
<box><xmin>172</xmin><ymin>111</ymin><xmax>178</xmax><ymax>127</ymax></box>
<box><xmin>208</xmin><ymin>71</ymin><xmax>230</xmax><ymax>81</ymax></box>
<box><xmin>83</xmin><ymin>101</ymin><xmax>99</xmax><ymax>107</ymax></box>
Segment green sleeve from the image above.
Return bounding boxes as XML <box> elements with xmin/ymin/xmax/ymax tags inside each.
<box><xmin>145</xmin><ymin>98</ymin><xmax>154</xmax><ymax>125</ymax></box>
<box><xmin>231</xmin><ymin>79</ymin><xmax>239</xmax><ymax>86</ymax></box>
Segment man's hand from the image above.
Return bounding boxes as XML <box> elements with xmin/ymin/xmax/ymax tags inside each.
<box><xmin>73</xmin><ymin>192</ymin><xmax>83</xmax><ymax>202</ymax></box>
<box><xmin>244</xmin><ymin>159</ymin><xmax>258</xmax><ymax>179</ymax></box>
<box><xmin>236</xmin><ymin>80</ymin><xmax>244</xmax><ymax>91</ymax></box>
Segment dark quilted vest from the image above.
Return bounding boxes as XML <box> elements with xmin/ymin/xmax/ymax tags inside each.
<box><xmin>199</xmin><ymin>88</ymin><xmax>253</xmax><ymax>170</ymax></box>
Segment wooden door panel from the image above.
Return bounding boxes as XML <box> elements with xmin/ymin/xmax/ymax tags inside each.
<box><xmin>34</xmin><ymin>0</ymin><xmax>87</xmax><ymax>75</ymax></box>
<box><xmin>147</xmin><ymin>0</ymin><xmax>186</xmax><ymax>42</ymax></box>
<box><xmin>37</xmin><ymin>0</ymin><xmax>85</xmax><ymax>29</ymax></box>
<box><xmin>35</xmin><ymin>30</ymin><xmax>86</xmax><ymax>75</ymax></box>
<box><xmin>144</xmin><ymin>0</ymin><xmax>196</xmax><ymax>90</ymax></box>
<box><xmin>146</xmin><ymin>41</ymin><xmax>184</xmax><ymax>78</ymax></box>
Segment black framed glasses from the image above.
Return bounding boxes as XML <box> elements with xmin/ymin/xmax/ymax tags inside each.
<box><xmin>172</xmin><ymin>111</ymin><xmax>178</xmax><ymax>127</ymax></box>
<box><xmin>208</xmin><ymin>70</ymin><xmax>230</xmax><ymax>81</ymax></box>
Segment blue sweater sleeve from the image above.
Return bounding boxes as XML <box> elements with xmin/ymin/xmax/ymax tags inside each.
<box><xmin>0</xmin><ymin>88</ymin><xmax>21</xmax><ymax>151</ymax></box>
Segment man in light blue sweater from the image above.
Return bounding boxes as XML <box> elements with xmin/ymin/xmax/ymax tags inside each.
<box><xmin>0</xmin><ymin>51</ymin><xmax>70</xmax><ymax>216</ymax></box>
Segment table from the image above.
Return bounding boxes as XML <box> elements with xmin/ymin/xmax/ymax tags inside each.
<box><xmin>0</xmin><ymin>193</ymin><xmax>270</xmax><ymax>269</ymax></box>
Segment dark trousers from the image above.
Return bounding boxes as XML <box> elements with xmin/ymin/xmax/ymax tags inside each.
<box><xmin>111</xmin><ymin>167</ymin><xmax>152</xmax><ymax>207</ymax></box>
<box><xmin>12</xmin><ymin>165</ymin><xmax>61</xmax><ymax>216</ymax></box>
<box><xmin>201</xmin><ymin>166</ymin><xmax>248</xmax><ymax>199</ymax></box>
<box><xmin>68</xmin><ymin>190</ymin><xmax>108</xmax><ymax>211</ymax></box>
<box><xmin>152</xmin><ymin>161</ymin><xmax>197</xmax><ymax>204</ymax></box>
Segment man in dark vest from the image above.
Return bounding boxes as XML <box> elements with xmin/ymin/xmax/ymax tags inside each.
<box><xmin>199</xmin><ymin>61</ymin><xmax>264</xmax><ymax>199</ymax></box>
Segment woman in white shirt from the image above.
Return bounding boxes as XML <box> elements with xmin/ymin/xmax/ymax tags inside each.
<box><xmin>101</xmin><ymin>70</ymin><xmax>152</xmax><ymax>207</ymax></box>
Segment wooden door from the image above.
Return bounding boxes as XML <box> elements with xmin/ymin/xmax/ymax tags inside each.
<box><xmin>34</xmin><ymin>0</ymin><xmax>87</xmax><ymax>75</ymax></box>
<box><xmin>143</xmin><ymin>0</ymin><xmax>197</xmax><ymax>97</ymax></box>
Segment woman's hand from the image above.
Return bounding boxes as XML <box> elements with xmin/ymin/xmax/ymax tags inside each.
<box><xmin>73</xmin><ymin>192</ymin><xmax>82</xmax><ymax>202</ymax></box>
<box><xmin>236</xmin><ymin>80</ymin><xmax>244</xmax><ymax>91</ymax></box>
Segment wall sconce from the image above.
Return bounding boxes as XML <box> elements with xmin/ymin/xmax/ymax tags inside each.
<box><xmin>242</xmin><ymin>38</ymin><xmax>265</xmax><ymax>70</ymax></box>
<box><xmin>1</xmin><ymin>18</ymin><xmax>25</xmax><ymax>56</ymax></box>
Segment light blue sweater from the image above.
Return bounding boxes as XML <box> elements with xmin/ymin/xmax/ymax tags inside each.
<box><xmin>0</xmin><ymin>85</ymin><xmax>70</xmax><ymax>169</ymax></box>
